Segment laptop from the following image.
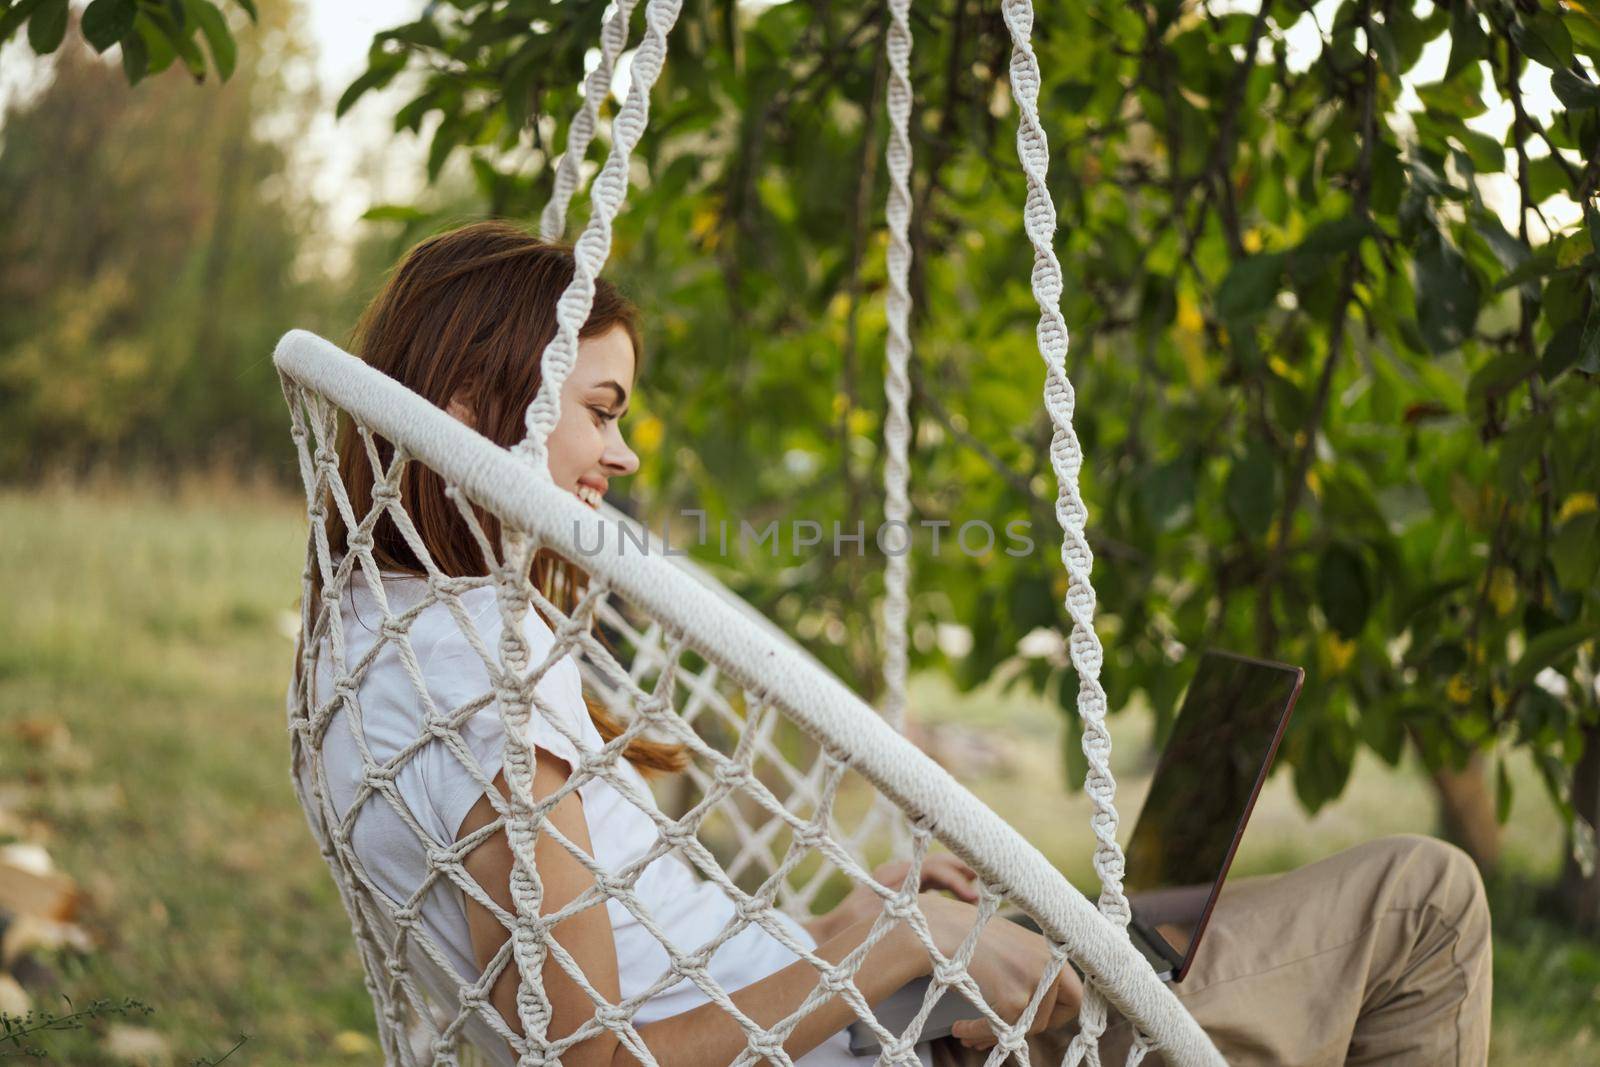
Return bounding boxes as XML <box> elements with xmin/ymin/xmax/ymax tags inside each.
<box><xmin>846</xmin><ymin>649</ymin><xmax>1304</xmax><ymax>1055</ymax></box>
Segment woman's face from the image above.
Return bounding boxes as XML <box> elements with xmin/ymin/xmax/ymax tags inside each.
<box><xmin>544</xmin><ymin>325</ymin><xmax>640</xmax><ymax>508</ymax></box>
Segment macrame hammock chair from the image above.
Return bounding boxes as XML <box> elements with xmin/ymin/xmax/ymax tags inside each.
<box><xmin>275</xmin><ymin>0</ymin><xmax>1225</xmax><ymax>1064</ymax></box>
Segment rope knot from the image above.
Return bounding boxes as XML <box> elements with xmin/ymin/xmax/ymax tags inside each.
<box><xmin>712</xmin><ymin>761</ymin><xmax>752</xmax><ymax>789</ymax></box>
<box><xmin>931</xmin><ymin>961</ymin><xmax>967</xmax><ymax>988</ymax></box>
<box><xmin>746</xmin><ymin>1033</ymin><xmax>785</xmax><ymax>1060</ymax></box>
<box><xmin>884</xmin><ymin>895</ymin><xmax>920</xmax><ymax>923</ymax></box>
<box><xmin>370</xmin><ymin>482</ymin><xmax>401</xmax><ymax>504</ymax></box>
<box><xmin>734</xmin><ymin>896</ymin><xmax>769</xmax><ymax>923</ymax></box>
<box><xmin>819</xmin><ymin>966</ymin><xmax>856</xmax><ymax>995</ymax></box>
<box><xmin>594</xmin><ymin>1004</ymin><xmax>631</xmax><ymax>1030</ymax></box>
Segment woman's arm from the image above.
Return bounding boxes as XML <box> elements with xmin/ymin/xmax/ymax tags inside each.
<box><xmin>625</xmin><ymin>912</ymin><xmax>928</xmax><ymax>1066</ymax></box>
<box><xmin>459</xmin><ymin>757</ymin><xmax>1077</xmax><ymax>1066</ymax></box>
<box><xmin>805</xmin><ymin>854</ymin><xmax>981</xmax><ymax>944</ymax></box>
<box><xmin>458</xmin><ymin>754</ymin><xmax>930</xmax><ymax>1065</ymax></box>
<box><xmin>459</xmin><ymin>753</ymin><xmax>623</xmax><ymax>1067</ymax></box>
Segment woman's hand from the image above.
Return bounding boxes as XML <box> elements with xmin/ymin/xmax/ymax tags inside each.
<box><xmin>813</xmin><ymin>853</ymin><xmax>980</xmax><ymax>943</ymax></box>
<box><xmin>871</xmin><ymin>854</ymin><xmax>981</xmax><ymax>904</ymax></box>
<box><xmin>916</xmin><ymin>892</ymin><xmax>1083</xmax><ymax>1051</ymax></box>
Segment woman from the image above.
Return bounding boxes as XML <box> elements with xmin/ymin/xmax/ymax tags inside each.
<box><xmin>304</xmin><ymin>220</ymin><xmax>1492</xmax><ymax>1067</ymax></box>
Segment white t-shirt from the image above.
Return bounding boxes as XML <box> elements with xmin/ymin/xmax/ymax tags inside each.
<box><xmin>304</xmin><ymin>569</ymin><xmax>923</xmax><ymax>1065</ymax></box>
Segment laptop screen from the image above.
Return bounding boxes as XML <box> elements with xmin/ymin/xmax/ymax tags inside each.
<box><xmin>1121</xmin><ymin>650</ymin><xmax>1303</xmax><ymax>980</ymax></box>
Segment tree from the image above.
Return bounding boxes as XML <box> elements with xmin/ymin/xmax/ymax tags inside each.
<box><xmin>209</xmin><ymin>0</ymin><xmax>1600</xmax><ymax>925</ymax></box>
<box><xmin>0</xmin><ymin>0</ymin><xmax>338</xmax><ymax>478</ymax></box>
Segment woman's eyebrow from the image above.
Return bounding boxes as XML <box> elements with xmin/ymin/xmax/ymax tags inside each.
<box><xmin>593</xmin><ymin>380</ymin><xmax>629</xmax><ymax>412</ymax></box>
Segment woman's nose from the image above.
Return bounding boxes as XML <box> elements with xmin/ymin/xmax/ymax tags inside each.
<box><xmin>603</xmin><ymin>432</ymin><xmax>639</xmax><ymax>476</ymax></box>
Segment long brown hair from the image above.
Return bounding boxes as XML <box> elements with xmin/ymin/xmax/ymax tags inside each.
<box><xmin>307</xmin><ymin>218</ymin><xmax>686</xmax><ymax>776</ymax></box>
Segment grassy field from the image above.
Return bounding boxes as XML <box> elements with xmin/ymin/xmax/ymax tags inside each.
<box><xmin>1</xmin><ymin>483</ymin><xmax>1595</xmax><ymax>1064</ymax></box>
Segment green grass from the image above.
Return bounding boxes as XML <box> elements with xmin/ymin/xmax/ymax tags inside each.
<box><xmin>0</xmin><ymin>483</ymin><xmax>1594</xmax><ymax>1064</ymax></box>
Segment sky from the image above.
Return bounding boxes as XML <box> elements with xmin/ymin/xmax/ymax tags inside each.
<box><xmin>297</xmin><ymin>0</ymin><xmax>427</xmax><ymax>254</ymax></box>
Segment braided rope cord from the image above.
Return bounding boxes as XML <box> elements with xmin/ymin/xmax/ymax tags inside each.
<box><xmin>879</xmin><ymin>0</ymin><xmax>914</xmax><ymax>736</ymax></box>
<box><xmin>996</xmin><ymin>2</ymin><xmax>1150</xmax><ymax>1062</ymax></box>
<box><xmin>538</xmin><ymin>0</ymin><xmax>642</xmax><ymax>242</ymax></box>
<box><xmin>513</xmin><ymin>0</ymin><xmax>685</xmax><ymax>474</ymax></box>
<box><xmin>502</xmin><ymin>0</ymin><xmax>685</xmax><ymax>1054</ymax></box>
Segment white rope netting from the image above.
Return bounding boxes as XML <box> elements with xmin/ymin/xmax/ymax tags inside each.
<box><xmin>276</xmin><ymin>0</ymin><xmax>1220</xmax><ymax>1063</ymax></box>
<box><xmin>280</xmin><ymin>344</ymin><xmax>1218</xmax><ymax>1066</ymax></box>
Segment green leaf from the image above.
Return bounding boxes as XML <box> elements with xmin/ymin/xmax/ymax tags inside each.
<box><xmin>336</xmin><ymin>53</ymin><xmax>406</xmax><ymax>118</ymax></box>
<box><xmin>1509</xmin><ymin>622</ymin><xmax>1600</xmax><ymax>687</ymax></box>
<box><xmin>1358</xmin><ymin>700</ymin><xmax>1407</xmax><ymax>767</ymax></box>
<box><xmin>1414</xmin><ymin>230</ymin><xmax>1481</xmax><ymax>353</ymax></box>
<box><xmin>1137</xmin><ymin>457</ymin><xmax>1196</xmax><ymax>533</ymax></box>
<box><xmin>1454</xmin><ymin>127</ymin><xmax>1505</xmax><ymax>172</ymax></box>
<box><xmin>25</xmin><ymin>0</ymin><xmax>66</xmax><ymax>54</ymax></box>
<box><xmin>1552</xmin><ymin>512</ymin><xmax>1600</xmax><ymax>591</ymax></box>
<box><xmin>1216</xmin><ymin>252</ymin><xmax>1284</xmax><ymax>319</ymax></box>
<box><xmin>82</xmin><ymin>0</ymin><xmax>137</xmax><ymax>53</ymax></box>
<box><xmin>231</xmin><ymin>0</ymin><xmax>256</xmax><ymax>20</ymax></box>
<box><xmin>361</xmin><ymin>204</ymin><xmax>430</xmax><ymax>223</ymax></box>
<box><xmin>1512</xmin><ymin>10</ymin><xmax>1575</xmax><ymax>70</ymax></box>
<box><xmin>0</xmin><ymin>0</ymin><xmax>46</xmax><ymax>45</ymax></box>
<box><xmin>1317</xmin><ymin>543</ymin><xmax>1373</xmax><ymax>637</ymax></box>
<box><xmin>1294</xmin><ymin>215</ymin><xmax>1379</xmax><ymax>261</ymax></box>
<box><xmin>119</xmin><ymin>20</ymin><xmax>149</xmax><ymax>82</ymax></box>
<box><xmin>1582</xmin><ymin>285</ymin><xmax>1600</xmax><ymax>374</ymax></box>
<box><xmin>1368</xmin><ymin>20</ymin><xmax>1400</xmax><ymax>79</ymax></box>
<box><xmin>183</xmin><ymin>0</ymin><xmax>234</xmax><ymax>81</ymax></box>
<box><xmin>1552</xmin><ymin>68</ymin><xmax>1600</xmax><ymax>110</ymax></box>
<box><xmin>1527</xmin><ymin>154</ymin><xmax>1574</xmax><ymax>202</ymax></box>
<box><xmin>1466</xmin><ymin>350</ymin><xmax>1538</xmax><ymax>407</ymax></box>
<box><xmin>1224</xmin><ymin>446</ymin><xmax>1278</xmax><ymax>537</ymax></box>
<box><xmin>1445</xmin><ymin>1</ymin><xmax>1488</xmax><ymax>80</ymax></box>
<box><xmin>1540</xmin><ymin>317</ymin><xmax>1588</xmax><ymax>380</ymax></box>
<box><xmin>1572</xmin><ymin>12</ymin><xmax>1600</xmax><ymax>61</ymax></box>
<box><xmin>131</xmin><ymin>10</ymin><xmax>176</xmax><ymax>78</ymax></box>
<box><xmin>374</xmin><ymin>19</ymin><xmax>443</xmax><ymax>51</ymax></box>
<box><xmin>1468</xmin><ymin>210</ymin><xmax>1528</xmax><ymax>289</ymax></box>
<box><xmin>1416</xmin><ymin>62</ymin><xmax>1487</xmax><ymax>118</ymax></box>
<box><xmin>1492</xmin><ymin>247</ymin><xmax>1565</xmax><ymax>292</ymax></box>
<box><xmin>427</xmin><ymin>116</ymin><xmax>467</xmax><ymax>183</ymax></box>
<box><xmin>1290</xmin><ymin>713</ymin><xmax>1358</xmax><ymax>813</ymax></box>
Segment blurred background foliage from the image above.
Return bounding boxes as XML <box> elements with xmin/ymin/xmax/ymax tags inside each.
<box><xmin>1</xmin><ymin>0</ymin><xmax>1598</xmax><ymax>936</ymax></box>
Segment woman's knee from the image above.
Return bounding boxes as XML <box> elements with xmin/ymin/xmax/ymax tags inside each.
<box><xmin>1370</xmin><ymin>834</ymin><xmax>1490</xmax><ymax>932</ymax></box>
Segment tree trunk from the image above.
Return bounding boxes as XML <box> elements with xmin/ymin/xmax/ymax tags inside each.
<box><xmin>1557</xmin><ymin>721</ymin><xmax>1600</xmax><ymax>933</ymax></box>
<box><xmin>1427</xmin><ymin>750</ymin><xmax>1502</xmax><ymax>873</ymax></box>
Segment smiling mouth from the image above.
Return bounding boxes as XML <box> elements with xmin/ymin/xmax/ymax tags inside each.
<box><xmin>575</xmin><ymin>484</ymin><xmax>604</xmax><ymax>509</ymax></box>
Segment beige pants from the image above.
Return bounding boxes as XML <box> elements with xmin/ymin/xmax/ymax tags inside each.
<box><xmin>930</xmin><ymin>835</ymin><xmax>1493</xmax><ymax>1066</ymax></box>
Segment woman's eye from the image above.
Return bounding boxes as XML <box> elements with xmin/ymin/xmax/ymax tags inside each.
<box><xmin>589</xmin><ymin>406</ymin><xmax>617</xmax><ymax>424</ymax></box>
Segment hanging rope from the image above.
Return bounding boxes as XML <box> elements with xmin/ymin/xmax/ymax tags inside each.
<box><xmin>879</xmin><ymin>0</ymin><xmax>915</xmax><ymax>735</ymax></box>
<box><xmin>997</xmin><ymin>1</ymin><xmax>1144</xmax><ymax>1062</ymax></box>
<box><xmin>513</xmin><ymin>0</ymin><xmax>686</xmax><ymax>474</ymax></box>
<box><xmin>539</xmin><ymin>0</ymin><xmax>642</xmax><ymax>242</ymax></box>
